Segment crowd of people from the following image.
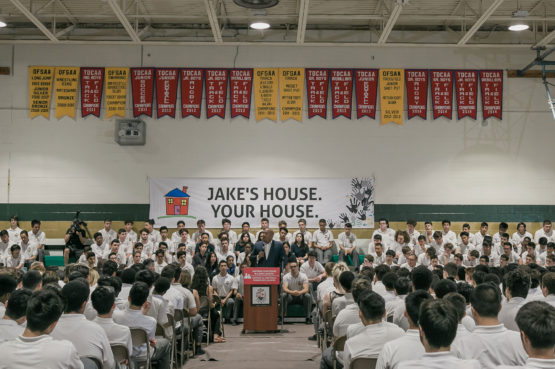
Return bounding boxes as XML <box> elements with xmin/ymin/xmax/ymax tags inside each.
<box><xmin>0</xmin><ymin>215</ymin><xmax>554</xmax><ymax>369</ymax></box>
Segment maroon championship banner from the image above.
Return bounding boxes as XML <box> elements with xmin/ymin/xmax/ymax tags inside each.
<box><xmin>205</xmin><ymin>69</ymin><xmax>228</xmax><ymax>119</ymax></box>
<box><xmin>80</xmin><ymin>67</ymin><xmax>104</xmax><ymax>117</ymax></box>
<box><xmin>354</xmin><ymin>69</ymin><xmax>378</xmax><ymax>119</ymax></box>
<box><xmin>155</xmin><ymin>68</ymin><xmax>178</xmax><ymax>118</ymax></box>
<box><xmin>306</xmin><ymin>69</ymin><xmax>329</xmax><ymax>119</ymax></box>
<box><xmin>480</xmin><ymin>70</ymin><xmax>503</xmax><ymax>120</ymax></box>
<box><xmin>131</xmin><ymin>67</ymin><xmax>155</xmax><ymax>117</ymax></box>
<box><xmin>430</xmin><ymin>70</ymin><xmax>453</xmax><ymax>119</ymax></box>
<box><xmin>180</xmin><ymin>68</ymin><xmax>203</xmax><ymax>118</ymax></box>
<box><xmin>455</xmin><ymin>70</ymin><xmax>478</xmax><ymax>120</ymax></box>
<box><xmin>330</xmin><ymin>69</ymin><xmax>353</xmax><ymax>119</ymax></box>
<box><xmin>405</xmin><ymin>69</ymin><xmax>428</xmax><ymax>120</ymax></box>
<box><xmin>229</xmin><ymin>69</ymin><xmax>253</xmax><ymax>118</ymax></box>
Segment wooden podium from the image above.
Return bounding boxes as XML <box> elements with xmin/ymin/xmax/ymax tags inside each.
<box><xmin>243</xmin><ymin>267</ymin><xmax>281</xmax><ymax>333</ymax></box>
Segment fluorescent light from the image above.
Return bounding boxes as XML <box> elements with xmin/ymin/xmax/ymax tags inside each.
<box><xmin>250</xmin><ymin>22</ymin><xmax>270</xmax><ymax>30</ymax></box>
<box><xmin>508</xmin><ymin>24</ymin><xmax>529</xmax><ymax>31</ymax></box>
<box><xmin>0</xmin><ymin>21</ymin><xmax>7</xmax><ymax>28</ymax></box>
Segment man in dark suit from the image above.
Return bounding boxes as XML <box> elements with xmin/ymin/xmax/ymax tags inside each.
<box><xmin>250</xmin><ymin>230</ymin><xmax>285</xmax><ymax>269</ymax></box>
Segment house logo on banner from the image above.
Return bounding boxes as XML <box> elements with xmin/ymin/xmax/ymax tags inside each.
<box><xmin>149</xmin><ymin>177</ymin><xmax>374</xmax><ymax>228</ymax></box>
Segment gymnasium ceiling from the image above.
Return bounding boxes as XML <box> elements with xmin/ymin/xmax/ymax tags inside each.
<box><xmin>0</xmin><ymin>0</ymin><xmax>554</xmax><ymax>47</ymax></box>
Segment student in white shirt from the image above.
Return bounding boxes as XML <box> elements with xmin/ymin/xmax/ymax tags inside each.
<box><xmin>192</xmin><ymin>219</ymin><xmax>213</xmax><ymax>244</ymax></box>
<box><xmin>282</xmin><ymin>260</ymin><xmax>312</xmax><ymax>323</ymax></box>
<box><xmin>0</xmin><ymin>289</ymin><xmax>83</xmax><ymax>369</ymax></box>
<box><xmin>398</xmin><ymin>299</ymin><xmax>480</xmax><ymax>369</ymax></box>
<box><xmin>442</xmin><ymin>292</ymin><xmax>472</xmax><ymax>354</ymax></box>
<box><xmin>501</xmin><ymin>242</ymin><xmax>520</xmax><ymax>264</ymax></box>
<box><xmin>456</xmin><ymin>231</ymin><xmax>474</xmax><ymax>255</ymax></box>
<box><xmin>534</xmin><ymin>220</ymin><xmax>555</xmax><ymax>244</ymax></box>
<box><xmin>414</xmin><ymin>235</ymin><xmax>429</xmax><ymax>258</ymax></box>
<box><xmin>492</xmin><ymin>222</ymin><xmax>509</xmax><ymax>249</ymax></box>
<box><xmin>144</xmin><ymin>219</ymin><xmax>161</xmax><ymax>245</ymax></box>
<box><xmin>0</xmin><ymin>230</ymin><xmax>10</xmax><ymax>258</ymax></box>
<box><xmin>153</xmin><ymin>249</ymin><xmax>169</xmax><ymax>274</ymax></box>
<box><xmin>221</xmin><ymin>218</ymin><xmax>238</xmax><ymax>246</ymax></box>
<box><xmin>481</xmin><ymin>241</ymin><xmax>500</xmax><ymax>267</ymax></box>
<box><xmin>4</xmin><ymin>244</ymin><xmax>24</xmax><ymax>270</ymax></box>
<box><xmin>385</xmin><ymin>277</ymin><xmax>410</xmax><ymax>320</ymax></box>
<box><xmin>343</xmin><ymin>290</ymin><xmax>404</xmax><ymax>369</ymax></box>
<box><xmin>7</xmin><ymin>215</ymin><xmax>22</xmax><ymax>245</ymax></box>
<box><xmin>452</xmin><ymin>283</ymin><xmax>527</xmax><ymax>369</ymax></box>
<box><xmin>441</xmin><ymin>220</ymin><xmax>458</xmax><ymax>246</ymax></box>
<box><xmin>0</xmin><ymin>289</ymin><xmax>31</xmax><ymax>343</ymax></box>
<box><xmin>496</xmin><ymin>301</ymin><xmax>555</xmax><ymax>369</ymax></box>
<box><xmin>372</xmin><ymin>264</ymin><xmax>391</xmax><ymax>299</ymax></box>
<box><xmin>542</xmin><ymin>272</ymin><xmax>555</xmax><ymax>307</ymax></box>
<box><xmin>20</xmin><ymin>231</ymin><xmax>38</xmax><ymax>267</ymax></box>
<box><xmin>124</xmin><ymin>220</ymin><xmax>137</xmax><ymax>244</ymax></box>
<box><xmin>212</xmin><ymin>260</ymin><xmax>240</xmax><ymax>325</ymax></box>
<box><xmin>377</xmin><ymin>290</ymin><xmax>432</xmax><ymax>369</ymax></box>
<box><xmin>91</xmin><ymin>287</ymin><xmax>133</xmax><ymax>366</ymax></box>
<box><xmin>292</xmin><ymin>218</ymin><xmax>313</xmax><ymax>248</ymax></box>
<box><xmin>372</xmin><ymin>218</ymin><xmax>396</xmax><ymax>251</ymax></box>
<box><xmin>512</xmin><ymin>222</ymin><xmax>533</xmax><ymax>248</ymax></box>
<box><xmin>240</xmin><ymin>221</ymin><xmax>257</xmax><ymax>244</ymax></box>
<box><xmin>371</xmin><ymin>242</ymin><xmax>386</xmax><ymax>266</ymax></box>
<box><xmin>463</xmin><ymin>250</ymin><xmax>480</xmax><ymax>267</ymax></box>
<box><xmin>137</xmin><ymin>229</ymin><xmax>155</xmax><ymax>258</ymax></box>
<box><xmin>171</xmin><ymin>220</ymin><xmax>186</xmax><ymax>243</ymax></box>
<box><xmin>474</xmin><ymin>222</ymin><xmax>490</xmax><ymax>250</ymax></box>
<box><xmin>312</xmin><ymin>218</ymin><xmax>334</xmax><ymax>264</ymax></box>
<box><xmin>28</xmin><ymin>219</ymin><xmax>46</xmax><ymax>262</ymax></box>
<box><xmin>406</xmin><ymin>220</ymin><xmax>420</xmax><ymax>247</ymax></box>
<box><xmin>400</xmin><ymin>253</ymin><xmax>417</xmax><ymax>271</ymax></box>
<box><xmin>499</xmin><ymin>269</ymin><xmax>530</xmax><ymax>331</ymax></box>
<box><xmin>417</xmin><ymin>246</ymin><xmax>436</xmax><ymax>268</ymax></box>
<box><xmin>98</xmin><ymin>220</ymin><xmax>116</xmax><ymax>251</ymax></box>
<box><xmin>51</xmin><ymin>280</ymin><xmax>115</xmax><ymax>369</ymax></box>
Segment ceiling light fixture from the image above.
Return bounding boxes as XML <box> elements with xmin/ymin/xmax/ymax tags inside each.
<box><xmin>0</xmin><ymin>20</ymin><xmax>6</xmax><ymax>28</ymax></box>
<box><xmin>508</xmin><ymin>24</ymin><xmax>529</xmax><ymax>31</ymax></box>
<box><xmin>250</xmin><ymin>21</ymin><xmax>270</xmax><ymax>30</ymax></box>
<box><xmin>509</xmin><ymin>1</ymin><xmax>529</xmax><ymax>32</ymax></box>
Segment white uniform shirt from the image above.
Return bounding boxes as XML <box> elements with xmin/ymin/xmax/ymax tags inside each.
<box><xmin>0</xmin><ymin>319</ymin><xmax>24</xmax><ymax>343</ymax></box>
<box><xmin>398</xmin><ymin>352</ymin><xmax>480</xmax><ymax>369</ymax></box>
<box><xmin>93</xmin><ymin>317</ymin><xmax>133</xmax><ymax>360</ymax></box>
<box><xmin>313</xmin><ymin>229</ymin><xmax>334</xmax><ymax>247</ymax></box>
<box><xmin>385</xmin><ymin>295</ymin><xmax>406</xmax><ymax>319</ymax></box>
<box><xmin>192</xmin><ymin>230</ymin><xmax>213</xmax><ymax>244</ymax></box>
<box><xmin>373</xmin><ymin>281</ymin><xmax>388</xmax><ymax>298</ymax></box>
<box><xmin>172</xmin><ymin>284</ymin><xmax>197</xmax><ymax>312</ymax></box>
<box><xmin>0</xmin><ymin>334</ymin><xmax>83</xmax><ymax>369</ymax></box>
<box><xmin>148</xmin><ymin>229</ymin><xmax>162</xmax><ymax>244</ymax></box>
<box><xmin>125</xmin><ymin>230</ymin><xmax>137</xmax><ymax>244</ymax></box>
<box><xmin>282</xmin><ymin>272</ymin><xmax>308</xmax><ymax>291</ymax></box>
<box><xmin>453</xmin><ymin>324</ymin><xmax>527</xmax><ymax>369</ymax></box>
<box><xmin>442</xmin><ymin>230</ymin><xmax>458</xmax><ymax>245</ymax></box>
<box><xmin>332</xmin><ymin>293</ymin><xmax>355</xmax><ymax>317</ymax></box>
<box><xmin>338</xmin><ymin>232</ymin><xmax>357</xmax><ymax>250</ymax></box>
<box><xmin>512</xmin><ymin>231</ymin><xmax>532</xmax><ymax>247</ymax></box>
<box><xmin>407</xmin><ymin>229</ymin><xmax>421</xmax><ymax>247</ymax></box>
<box><xmin>113</xmin><ymin>308</ymin><xmax>156</xmax><ymax>359</ymax></box>
<box><xmin>450</xmin><ymin>324</ymin><xmax>472</xmax><ymax>354</ymax></box>
<box><xmin>4</xmin><ymin>254</ymin><xmax>23</xmax><ymax>268</ymax></box>
<box><xmin>300</xmin><ymin>261</ymin><xmax>324</xmax><ymax>279</ymax></box>
<box><xmin>99</xmin><ymin>228</ymin><xmax>117</xmax><ymax>249</ymax></box>
<box><xmin>462</xmin><ymin>254</ymin><xmax>478</xmax><ymax>267</ymax></box>
<box><xmin>212</xmin><ymin>273</ymin><xmax>237</xmax><ymax>297</ymax></box>
<box><xmin>28</xmin><ymin>230</ymin><xmax>46</xmax><ymax>247</ymax></box>
<box><xmin>376</xmin><ymin>329</ymin><xmax>425</xmax><ymax>369</ymax></box>
<box><xmin>343</xmin><ymin>322</ymin><xmax>405</xmax><ymax>369</ymax></box>
<box><xmin>317</xmin><ymin>277</ymin><xmax>335</xmax><ymax>303</ymax></box>
<box><xmin>7</xmin><ymin>227</ymin><xmax>22</xmax><ymax>245</ymax></box>
<box><xmin>474</xmin><ymin>232</ymin><xmax>489</xmax><ymax>248</ymax></box>
<box><xmin>498</xmin><ymin>297</ymin><xmax>527</xmax><ymax>331</ymax></box>
<box><xmin>534</xmin><ymin>228</ymin><xmax>555</xmax><ymax>244</ymax></box>
<box><xmin>333</xmin><ymin>303</ymin><xmax>361</xmax><ymax>337</ymax></box>
<box><xmin>163</xmin><ymin>285</ymin><xmax>184</xmax><ymax>311</ymax></box>
<box><xmin>372</xmin><ymin>253</ymin><xmax>386</xmax><ymax>266</ymax></box>
<box><xmin>51</xmin><ymin>314</ymin><xmax>114</xmax><ymax>369</ymax></box>
<box><xmin>371</xmin><ymin>229</ymin><xmax>396</xmax><ymax>252</ymax></box>
<box><xmin>497</xmin><ymin>357</ymin><xmax>555</xmax><ymax>369</ymax></box>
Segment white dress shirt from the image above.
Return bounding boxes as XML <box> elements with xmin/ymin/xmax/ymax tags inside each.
<box><xmin>7</xmin><ymin>227</ymin><xmax>22</xmax><ymax>245</ymax></box>
<box><xmin>534</xmin><ymin>228</ymin><xmax>555</xmax><ymax>244</ymax></box>
<box><xmin>164</xmin><ymin>285</ymin><xmax>185</xmax><ymax>311</ymax></box>
<box><xmin>372</xmin><ymin>281</ymin><xmax>388</xmax><ymax>298</ymax></box>
<box><xmin>371</xmin><ymin>229</ymin><xmax>396</xmax><ymax>252</ymax></box>
<box><xmin>333</xmin><ymin>303</ymin><xmax>361</xmax><ymax>338</ymax></box>
<box><xmin>93</xmin><ymin>317</ymin><xmax>133</xmax><ymax>360</ymax></box>
<box><xmin>316</xmin><ymin>277</ymin><xmax>334</xmax><ymax>303</ymax></box>
<box><xmin>28</xmin><ymin>230</ymin><xmax>46</xmax><ymax>247</ymax></box>
<box><xmin>512</xmin><ymin>231</ymin><xmax>532</xmax><ymax>247</ymax></box>
<box><xmin>376</xmin><ymin>329</ymin><xmax>425</xmax><ymax>369</ymax></box>
<box><xmin>544</xmin><ymin>294</ymin><xmax>555</xmax><ymax>307</ymax></box>
<box><xmin>99</xmin><ymin>228</ymin><xmax>117</xmax><ymax>249</ymax></box>
<box><xmin>113</xmin><ymin>308</ymin><xmax>156</xmax><ymax>359</ymax></box>
<box><xmin>398</xmin><ymin>351</ymin><xmax>480</xmax><ymax>369</ymax></box>
<box><xmin>338</xmin><ymin>232</ymin><xmax>357</xmax><ymax>250</ymax></box>
<box><xmin>453</xmin><ymin>324</ymin><xmax>527</xmax><ymax>369</ymax></box>
<box><xmin>212</xmin><ymin>273</ymin><xmax>238</xmax><ymax>297</ymax></box>
<box><xmin>450</xmin><ymin>323</ymin><xmax>471</xmax><ymax>354</ymax></box>
<box><xmin>343</xmin><ymin>322</ymin><xmax>405</xmax><ymax>369</ymax></box>
<box><xmin>283</xmin><ymin>272</ymin><xmax>308</xmax><ymax>291</ymax></box>
<box><xmin>313</xmin><ymin>229</ymin><xmax>334</xmax><ymax>247</ymax></box>
<box><xmin>332</xmin><ymin>293</ymin><xmax>355</xmax><ymax>317</ymax></box>
<box><xmin>496</xmin><ymin>357</ymin><xmax>555</xmax><ymax>369</ymax></box>
<box><xmin>499</xmin><ymin>297</ymin><xmax>527</xmax><ymax>331</ymax></box>
<box><xmin>51</xmin><ymin>314</ymin><xmax>114</xmax><ymax>369</ymax></box>
<box><xmin>385</xmin><ymin>295</ymin><xmax>406</xmax><ymax>319</ymax></box>
<box><xmin>300</xmin><ymin>260</ymin><xmax>325</xmax><ymax>279</ymax></box>
<box><xmin>0</xmin><ymin>334</ymin><xmax>83</xmax><ymax>369</ymax></box>
<box><xmin>0</xmin><ymin>319</ymin><xmax>24</xmax><ymax>342</ymax></box>
<box><xmin>172</xmin><ymin>284</ymin><xmax>197</xmax><ymax>311</ymax></box>
<box><xmin>442</xmin><ymin>230</ymin><xmax>458</xmax><ymax>245</ymax></box>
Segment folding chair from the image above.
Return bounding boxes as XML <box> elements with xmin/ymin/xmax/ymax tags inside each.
<box><xmin>110</xmin><ymin>344</ymin><xmax>130</xmax><ymax>368</ymax></box>
<box><xmin>212</xmin><ymin>294</ymin><xmax>225</xmax><ymax>338</ymax></box>
<box><xmin>130</xmin><ymin>328</ymin><xmax>152</xmax><ymax>369</ymax></box>
<box><xmin>199</xmin><ymin>295</ymin><xmax>211</xmax><ymax>346</ymax></box>
<box><xmin>81</xmin><ymin>356</ymin><xmax>102</xmax><ymax>369</ymax></box>
<box><xmin>173</xmin><ymin>308</ymin><xmax>187</xmax><ymax>366</ymax></box>
<box><xmin>323</xmin><ymin>309</ymin><xmax>334</xmax><ymax>348</ymax></box>
<box><xmin>166</xmin><ymin>313</ymin><xmax>176</xmax><ymax>369</ymax></box>
<box><xmin>350</xmin><ymin>357</ymin><xmax>378</xmax><ymax>369</ymax></box>
<box><xmin>180</xmin><ymin>308</ymin><xmax>195</xmax><ymax>357</ymax></box>
<box><xmin>332</xmin><ymin>335</ymin><xmax>346</xmax><ymax>369</ymax></box>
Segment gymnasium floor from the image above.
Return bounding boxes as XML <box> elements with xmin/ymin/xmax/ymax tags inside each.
<box><xmin>185</xmin><ymin>323</ymin><xmax>321</xmax><ymax>369</ymax></box>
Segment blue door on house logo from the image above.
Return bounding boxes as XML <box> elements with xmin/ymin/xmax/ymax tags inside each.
<box><xmin>174</xmin><ymin>205</ymin><xmax>180</xmax><ymax>214</ymax></box>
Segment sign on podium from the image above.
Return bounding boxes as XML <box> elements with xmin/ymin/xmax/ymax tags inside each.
<box><xmin>243</xmin><ymin>267</ymin><xmax>280</xmax><ymax>332</ymax></box>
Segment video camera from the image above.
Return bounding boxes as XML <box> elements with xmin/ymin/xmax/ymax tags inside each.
<box><xmin>69</xmin><ymin>211</ymin><xmax>88</xmax><ymax>232</ymax></box>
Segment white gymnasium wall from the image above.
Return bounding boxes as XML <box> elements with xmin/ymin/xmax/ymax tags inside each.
<box><xmin>0</xmin><ymin>43</ymin><xmax>554</xmax><ymax>205</ymax></box>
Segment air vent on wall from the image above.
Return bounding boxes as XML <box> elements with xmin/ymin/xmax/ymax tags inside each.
<box><xmin>233</xmin><ymin>0</ymin><xmax>279</xmax><ymax>9</ymax></box>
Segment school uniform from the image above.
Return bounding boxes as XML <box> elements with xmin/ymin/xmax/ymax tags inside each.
<box><xmin>372</xmin><ymin>229</ymin><xmax>396</xmax><ymax>252</ymax></box>
<box><xmin>398</xmin><ymin>352</ymin><xmax>480</xmax><ymax>369</ymax></box>
<box><xmin>497</xmin><ymin>358</ymin><xmax>555</xmax><ymax>369</ymax></box>
<box><xmin>192</xmin><ymin>230</ymin><xmax>213</xmax><ymax>244</ymax></box>
<box><xmin>499</xmin><ymin>297</ymin><xmax>527</xmax><ymax>331</ymax></box>
<box><xmin>93</xmin><ymin>317</ymin><xmax>133</xmax><ymax>362</ymax></box>
<box><xmin>312</xmin><ymin>229</ymin><xmax>334</xmax><ymax>264</ymax></box>
<box><xmin>7</xmin><ymin>227</ymin><xmax>22</xmax><ymax>245</ymax></box>
<box><xmin>442</xmin><ymin>230</ymin><xmax>458</xmax><ymax>245</ymax></box>
<box><xmin>0</xmin><ymin>319</ymin><xmax>24</xmax><ymax>343</ymax></box>
<box><xmin>450</xmin><ymin>324</ymin><xmax>472</xmax><ymax>355</ymax></box>
<box><xmin>534</xmin><ymin>229</ymin><xmax>555</xmax><ymax>244</ymax></box>
<box><xmin>292</xmin><ymin>230</ymin><xmax>312</xmax><ymax>245</ymax></box>
<box><xmin>376</xmin><ymin>329</ymin><xmax>425</xmax><ymax>369</ymax></box>
<box><xmin>512</xmin><ymin>231</ymin><xmax>532</xmax><ymax>247</ymax></box>
<box><xmin>99</xmin><ymin>229</ymin><xmax>117</xmax><ymax>250</ymax></box>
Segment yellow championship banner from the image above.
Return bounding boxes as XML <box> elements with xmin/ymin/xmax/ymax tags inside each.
<box><xmin>29</xmin><ymin>66</ymin><xmax>55</xmax><ymax>119</ymax></box>
<box><xmin>105</xmin><ymin>67</ymin><xmax>129</xmax><ymax>118</ymax></box>
<box><xmin>254</xmin><ymin>68</ymin><xmax>278</xmax><ymax>121</ymax></box>
<box><xmin>379</xmin><ymin>69</ymin><xmax>404</xmax><ymax>125</ymax></box>
<box><xmin>54</xmin><ymin>67</ymin><xmax>79</xmax><ymax>119</ymax></box>
<box><xmin>279</xmin><ymin>68</ymin><xmax>304</xmax><ymax>122</ymax></box>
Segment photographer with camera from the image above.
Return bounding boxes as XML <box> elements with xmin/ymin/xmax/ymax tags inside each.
<box><xmin>63</xmin><ymin>212</ymin><xmax>88</xmax><ymax>265</ymax></box>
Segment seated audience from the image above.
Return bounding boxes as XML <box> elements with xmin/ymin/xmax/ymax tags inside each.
<box><xmin>282</xmin><ymin>260</ymin><xmax>312</xmax><ymax>324</ymax></box>
<box><xmin>0</xmin><ymin>289</ymin><xmax>31</xmax><ymax>342</ymax></box>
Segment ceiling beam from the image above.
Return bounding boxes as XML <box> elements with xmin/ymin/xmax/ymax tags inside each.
<box><xmin>9</xmin><ymin>0</ymin><xmax>58</xmax><ymax>42</ymax></box>
<box><xmin>457</xmin><ymin>0</ymin><xmax>505</xmax><ymax>45</ymax></box>
<box><xmin>296</xmin><ymin>0</ymin><xmax>309</xmax><ymax>44</ymax></box>
<box><xmin>529</xmin><ymin>0</ymin><xmax>545</xmax><ymax>14</ymax></box>
<box><xmin>203</xmin><ymin>0</ymin><xmax>223</xmax><ymax>43</ymax></box>
<box><xmin>55</xmin><ymin>24</ymin><xmax>75</xmax><ymax>37</ymax></box>
<box><xmin>106</xmin><ymin>0</ymin><xmax>141</xmax><ymax>43</ymax></box>
<box><xmin>535</xmin><ymin>30</ymin><xmax>555</xmax><ymax>48</ymax></box>
<box><xmin>377</xmin><ymin>2</ymin><xmax>402</xmax><ymax>44</ymax></box>
<box><xmin>54</xmin><ymin>0</ymin><xmax>77</xmax><ymax>24</ymax></box>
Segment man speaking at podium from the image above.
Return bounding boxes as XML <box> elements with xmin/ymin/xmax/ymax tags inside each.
<box><xmin>251</xmin><ymin>230</ymin><xmax>285</xmax><ymax>269</ymax></box>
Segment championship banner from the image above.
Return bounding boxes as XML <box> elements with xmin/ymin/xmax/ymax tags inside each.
<box><xmin>131</xmin><ymin>67</ymin><xmax>155</xmax><ymax>117</ymax></box>
<box><xmin>80</xmin><ymin>67</ymin><xmax>104</xmax><ymax>117</ymax></box>
<box><xmin>430</xmin><ymin>70</ymin><xmax>453</xmax><ymax>119</ymax></box>
<box><xmin>354</xmin><ymin>69</ymin><xmax>378</xmax><ymax>119</ymax></box>
<box><xmin>105</xmin><ymin>67</ymin><xmax>129</xmax><ymax>119</ymax></box>
<box><xmin>279</xmin><ymin>68</ymin><xmax>304</xmax><ymax>122</ymax></box>
<box><xmin>180</xmin><ymin>68</ymin><xmax>203</xmax><ymax>118</ymax></box>
<box><xmin>149</xmin><ymin>177</ymin><xmax>375</xmax><ymax>229</ymax></box>
<box><xmin>455</xmin><ymin>70</ymin><xmax>478</xmax><ymax>120</ymax></box>
<box><xmin>54</xmin><ymin>67</ymin><xmax>79</xmax><ymax>119</ymax></box>
<box><xmin>254</xmin><ymin>68</ymin><xmax>278</xmax><ymax>121</ymax></box>
<box><xmin>480</xmin><ymin>70</ymin><xmax>503</xmax><ymax>120</ymax></box>
<box><xmin>405</xmin><ymin>69</ymin><xmax>428</xmax><ymax>120</ymax></box>
<box><xmin>330</xmin><ymin>69</ymin><xmax>353</xmax><ymax>119</ymax></box>
<box><xmin>156</xmin><ymin>68</ymin><xmax>178</xmax><ymax>118</ymax></box>
<box><xmin>229</xmin><ymin>68</ymin><xmax>253</xmax><ymax>118</ymax></box>
<box><xmin>29</xmin><ymin>66</ymin><xmax>55</xmax><ymax>119</ymax></box>
<box><xmin>205</xmin><ymin>68</ymin><xmax>228</xmax><ymax>119</ymax></box>
<box><xmin>379</xmin><ymin>69</ymin><xmax>404</xmax><ymax>125</ymax></box>
<box><xmin>306</xmin><ymin>68</ymin><xmax>329</xmax><ymax>119</ymax></box>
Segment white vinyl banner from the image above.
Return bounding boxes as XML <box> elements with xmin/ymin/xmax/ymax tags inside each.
<box><xmin>149</xmin><ymin>177</ymin><xmax>374</xmax><ymax>229</ymax></box>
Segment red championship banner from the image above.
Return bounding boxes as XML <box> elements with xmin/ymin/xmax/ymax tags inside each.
<box><xmin>205</xmin><ymin>68</ymin><xmax>228</xmax><ymax>119</ymax></box>
<box><xmin>330</xmin><ymin>69</ymin><xmax>353</xmax><ymax>119</ymax></box>
<box><xmin>155</xmin><ymin>68</ymin><xmax>178</xmax><ymax>118</ymax></box>
<box><xmin>405</xmin><ymin>69</ymin><xmax>428</xmax><ymax>120</ymax></box>
<box><xmin>131</xmin><ymin>67</ymin><xmax>155</xmax><ymax>117</ymax></box>
<box><xmin>430</xmin><ymin>70</ymin><xmax>453</xmax><ymax>119</ymax></box>
<box><xmin>306</xmin><ymin>68</ymin><xmax>329</xmax><ymax>119</ymax></box>
<box><xmin>455</xmin><ymin>70</ymin><xmax>478</xmax><ymax>120</ymax></box>
<box><xmin>229</xmin><ymin>68</ymin><xmax>253</xmax><ymax>118</ymax></box>
<box><xmin>180</xmin><ymin>68</ymin><xmax>203</xmax><ymax>118</ymax></box>
<box><xmin>480</xmin><ymin>70</ymin><xmax>503</xmax><ymax>120</ymax></box>
<box><xmin>80</xmin><ymin>67</ymin><xmax>104</xmax><ymax>117</ymax></box>
<box><xmin>354</xmin><ymin>69</ymin><xmax>378</xmax><ymax>119</ymax></box>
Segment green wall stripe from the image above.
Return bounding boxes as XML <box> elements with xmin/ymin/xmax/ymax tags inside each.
<box><xmin>1</xmin><ymin>203</ymin><xmax>554</xmax><ymax>222</ymax></box>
